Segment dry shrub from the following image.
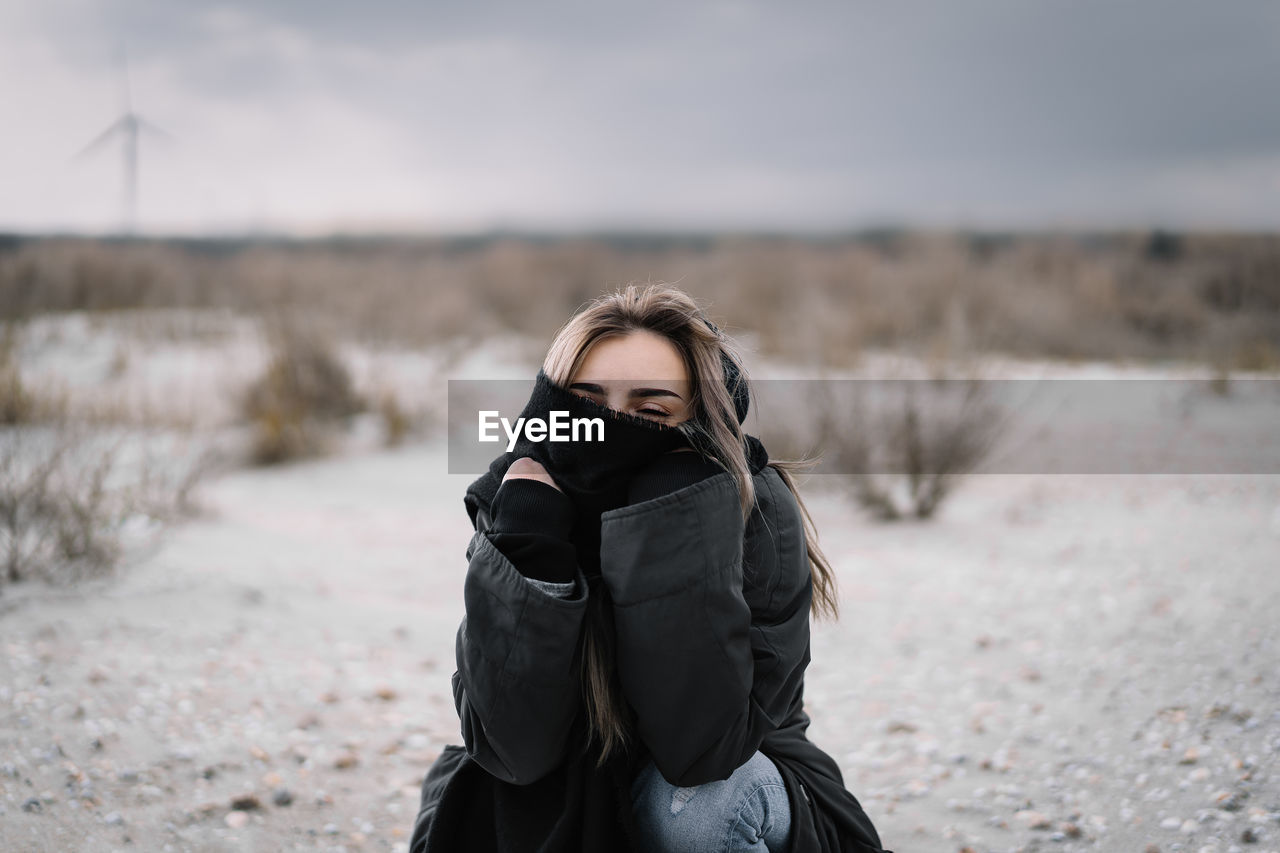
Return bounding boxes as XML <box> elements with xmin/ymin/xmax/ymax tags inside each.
<box><xmin>1</xmin><ymin>427</ymin><xmax>119</xmax><ymax>583</ymax></box>
<box><xmin>0</xmin><ymin>421</ymin><xmax>218</xmax><ymax>587</ymax></box>
<box><xmin>810</xmin><ymin>377</ymin><xmax>1009</xmax><ymax>520</ymax></box>
<box><xmin>1230</xmin><ymin>339</ymin><xmax>1280</xmax><ymax>372</ymax></box>
<box><xmin>371</xmin><ymin>384</ymin><xmax>446</xmax><ymax>448</ymax></box>
<box><xmin>378</xmin><ymin>389</ymin><xmax>410</xmax><ymax>447</ymax></box>
<box><xmin>1</xmin><ymin>320</ymin><xmax>72</xmax><ymax>426</ymax></box>
<box><xmin>1209</xmin><ymin>362</ymin><xmax>1232</xmax><ymax>397</ymax></box>
<box><xmin>1</xmin><ymin>322</ymin><xmax>33</xmax><ymax>425</ymax></box>
<box><xmin>240</xmin><ymin>315</ymin><xmax>366</xmax><ymax>465</ymax></box>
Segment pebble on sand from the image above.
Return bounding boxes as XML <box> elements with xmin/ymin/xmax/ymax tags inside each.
<box><xmin>1015</xmin><ymin>809</ymin><xmax>1052</xmax><ymax>829</ymax></box>
<box><xmin>230</xmin><ymin>793</ymin><xmax>262</xmax><ymax>811</ymax></box>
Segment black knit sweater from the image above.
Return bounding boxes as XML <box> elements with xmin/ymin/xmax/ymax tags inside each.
<box><xmin>487</xmin><ymin>450</ymin><xmax>727</xmax><ymax>584</ymax></box>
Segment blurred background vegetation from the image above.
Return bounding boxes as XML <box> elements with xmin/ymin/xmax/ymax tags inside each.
<box><xmin>4</xmin><ymin>230</ymin><xmax>1277</xmax><ymax>370</ymax></box>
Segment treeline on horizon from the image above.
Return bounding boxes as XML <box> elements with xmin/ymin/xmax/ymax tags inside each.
<box><xmin>1</xmin><ymin>228</ymin><xmax>1277</xmax><ymax>369</ymax></box>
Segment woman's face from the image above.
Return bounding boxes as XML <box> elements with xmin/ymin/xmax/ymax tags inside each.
<box><xmin>569</xmin><ymin>329</ymin><xmax>692</xmax><ymax>426</ymax></box>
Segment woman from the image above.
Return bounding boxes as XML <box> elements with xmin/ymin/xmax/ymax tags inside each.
<box><xmin>410</xmin><ymin>284</ymin><xmax>890</xmax><ymax>853</ymax></box>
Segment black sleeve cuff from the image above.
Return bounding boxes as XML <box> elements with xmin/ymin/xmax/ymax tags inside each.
<box><xmin>487</xmin><ymin>478</ymin><xmax>578</xmax><ymax>585</ymax></box>
<box><xmin>490</xmin><ymin>478</ymin><xmax>575</xmax><ymax>539</ymax></box>
<box><xmin>626</xmin><ymin>451</ymin><xmax>726</xmax><ymax>505</ymax></box>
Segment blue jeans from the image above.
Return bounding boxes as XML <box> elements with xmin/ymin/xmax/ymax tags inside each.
<box><xmin>629</xmin><ymin>750</ymin><xmax>793</xmax><ymax>852</ymax></box>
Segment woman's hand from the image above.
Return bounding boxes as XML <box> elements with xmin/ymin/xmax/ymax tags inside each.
<box><xmin>502</xmin><ymin>457</ymin><xmax>565</xmax><ymax>493</ymax></box>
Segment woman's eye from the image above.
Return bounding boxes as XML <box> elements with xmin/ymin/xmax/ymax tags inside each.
<box><xmin>638</xmin><ymin>409</ymin><xmax>669</xmax><ymax>419</ymax></box>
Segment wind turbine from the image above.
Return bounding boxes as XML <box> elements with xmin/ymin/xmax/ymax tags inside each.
<box><xmin>74</xmin><ymin>48</ymin><xmax>172</xmax><ymax>235</ymax></box>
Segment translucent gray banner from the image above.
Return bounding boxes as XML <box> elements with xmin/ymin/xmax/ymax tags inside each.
<box><xmin>448</xmin><ymin>378</ymin><xmax>1280</xmax><ymax>475</ymax></box>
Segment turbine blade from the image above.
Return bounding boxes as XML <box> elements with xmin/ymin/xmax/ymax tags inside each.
<box><xmin>72</xmin><ymin>117</ymin><xmax>125</xmax><ymax>160</ymax></box>
<box><xmin>117</xmin><ymin>44</ymin><xmax>132</xmax><ymax>114</ymax></box>
<box><xmin>137</xmin><ymin>116</ymin><xmax>175</xmax><ymax>142</ymax></box>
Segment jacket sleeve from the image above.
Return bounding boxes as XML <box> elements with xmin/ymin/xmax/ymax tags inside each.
<box><xmin>486</xmin><ymin>478</ymin><xmax>579</xmax><ymax>586</ymax></box>
<box><xmin>599</xmin><ymin>466</ymin><xmax>813</xmax><ymax>788</ymax></box>
<box><xmin>450</xmin><ymin>493</ymin><xmax>590</xmax><ymax>786</ymax></box>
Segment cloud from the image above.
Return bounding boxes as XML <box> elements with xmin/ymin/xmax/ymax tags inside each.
<box><xmin>2</xmin><ymin>0</ymin><xmax>1278</xmax><ymax>232</ymax></box>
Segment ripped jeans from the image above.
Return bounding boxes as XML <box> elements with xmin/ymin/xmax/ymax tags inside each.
<box><xmin>629</xmin><ymin>750</ymin><xmax>793</xmax><ymax>853</ymax></box>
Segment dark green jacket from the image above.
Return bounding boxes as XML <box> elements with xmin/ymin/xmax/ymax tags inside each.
<box><xmin>412</xmin><ymin>460</ymin><xmax>889</xmax><ymax>852</ymax></box>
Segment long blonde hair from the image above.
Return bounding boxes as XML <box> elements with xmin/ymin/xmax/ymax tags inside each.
<box><xmin>542</xmin><ymin>282</ymin><xmax>840</xmax><ymax>767</ymax></box>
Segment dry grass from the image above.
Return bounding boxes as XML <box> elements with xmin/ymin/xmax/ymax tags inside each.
<box><xmin>377</xmin><ymin>388</ymin><xmax>411</xmax><ymax>447</ymax></box>
<box><xmin>0</xmin><ymin>419</ymin><xmax>220</xmax><ymax>587</ymax></box>
<box><xmin>1</xmin><ymin>321</ymin><xmax>72</xmax><ymax>426</ymax></box>
<box><xmin>239</xmin><ymin>313</ymin><xmax>367</xmax><ymax>465</ymax></box>
<box><xmin>0</xmin><ymin>322</ymin><xmax>33</xmax><ymax>425</ymax></box>
<box><xmin>2</xmin><ymin>315</ymin><xmax>222</xmax><ymax>590</ymax></box>
<box><xmin>370</xmin><ymin>385</ymin><xmax>441</xmax><ymax>449</ymax></box>
<box><xmin>2</xmin><ymin>231</ymin><xmax>1278</xmax><ymax>368</ymax></box>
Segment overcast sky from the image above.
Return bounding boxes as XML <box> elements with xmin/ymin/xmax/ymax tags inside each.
<box><xmin>2</xmin><ymin>0</ymin><xmax>1278</xmax><ymax>235</ymax></box>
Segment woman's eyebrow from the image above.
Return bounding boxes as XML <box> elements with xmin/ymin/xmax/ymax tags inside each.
<box><xmin>569</xmin><ymin>382</ymin><xmax>684</xmax><ymax>401</ymax></box>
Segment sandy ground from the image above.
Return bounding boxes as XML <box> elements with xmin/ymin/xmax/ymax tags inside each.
<box><xmin>2</xmin><ymin>434</ymin><xmax>1278</xmax><ymax>852</ymax></box>
<box><xmin>3</xmin><ymin>314</ymin><xmax>1279</xmax><ymax>852</ymax></box>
